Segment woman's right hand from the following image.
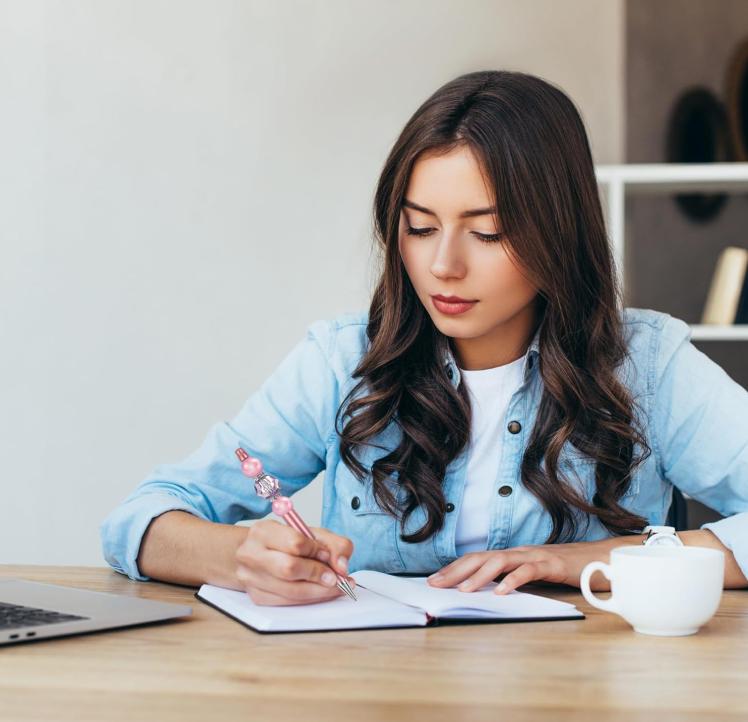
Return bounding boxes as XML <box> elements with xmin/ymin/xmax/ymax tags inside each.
<box><xmin>234</xmin><ymin>518</ymin><xmax>356</xmax><ymax>606</ymax></box>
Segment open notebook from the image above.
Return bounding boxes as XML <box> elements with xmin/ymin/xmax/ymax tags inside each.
<box><xmin>195</xmin><ymin>569</ymin><xmax>584</xmax><ymax>634</ymax></box>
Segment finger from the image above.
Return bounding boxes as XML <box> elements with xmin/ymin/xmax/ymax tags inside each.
<box><xmin>252</xmin><ymin>519</ymin><xmax>329</xmax><ymax>562</ymax></box>
<box><xmin>263</xmin><ymin>548</ymin><xmax>355</xmax><ymax>589</ymax></box>
<box><xmin>239</xmin><ymin>524</ymin><xmax>353</xmax><ymax>590</ymax></box>
<box><xmin>238</xmin><ymin>557</ymin><xmax>357</xmax><ymax>591</ymax></box>
<box><xmin>426</xmin><ymin>553</ymin><xmax>488</xmax><ymax>587</ymax></box>
<box><xmin>309</xmin><ymin>527</ymin><xmax>354</xmax><ymax>575</ymax></box>
<box><xmin>247</xmin><ymin>575</ymin><xmax>356</xmax><ymax>607</ymax></box>
<box><xmin>457</xmin><ymin>550</ymin><xmax>553</xmax><ymax>592</ymax></box>
<box><xmin>257</xmin><ymin>569</ymin><xmax>356</xmax><ymax>600</ymax></box>
<box><xmin>456</xmin><ymin>555</ymin><xmax>523</xmax><ymax>592</ymax></box>
<box><xmin>245</xmin><ymin>577</ymin><xmax>342</xmax><ymax>606</ymax></box>
<box><xmin>430</xmin><ymin>552</ymin><xmax>535</xmax><ymax>590</ymax></box>
<box><xmin>494</xmin><ymin>561</ymin><xmax>548</xmax><ymax>595</ymax></box>
<box><xmin>237</xmin><ymin>564</ymin><xmax>355</xmax><ymax>605</ymax></box>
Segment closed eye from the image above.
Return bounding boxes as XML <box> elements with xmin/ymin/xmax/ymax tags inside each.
<box><xmin>405</xmin><ymin>226</ymin><xmax>504</xmax><ymax>244</ymax></box>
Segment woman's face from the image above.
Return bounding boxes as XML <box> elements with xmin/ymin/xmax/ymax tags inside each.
<box><xmin>398</xmin><ymin>144</ymin><xmax>540</xmax><ymax>370</ymax></box>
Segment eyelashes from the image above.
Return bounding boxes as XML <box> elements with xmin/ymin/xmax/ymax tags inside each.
<box><xmin>405</xmin><ymin>226</ymin><xmax>504</xmax><ymax>244</ymax></box>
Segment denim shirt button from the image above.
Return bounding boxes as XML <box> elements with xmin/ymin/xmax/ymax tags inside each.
<box><xmin>351</xmin><ymin>496</ymin><xmax>360</xmax><ymax>510</ymax></box>
<box><xmin>507</xmin><ymin>420</ymin><xmax>522</xmax><ymax>434</ymax></box>
<box><xmin>445</xmin><ymin>502</ymin><xmax>455</xmax><ymax>512</ymax></box>
<box><xmin>498</xmin><ymin>485</ymin><xmax>513</xmax><ymax>497</ymax></box>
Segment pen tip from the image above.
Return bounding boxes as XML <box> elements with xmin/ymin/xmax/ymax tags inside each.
<box><xmin>341</xmin><ymin>584</ymin><xmax>357</xmax><ymax>601</ymax></box>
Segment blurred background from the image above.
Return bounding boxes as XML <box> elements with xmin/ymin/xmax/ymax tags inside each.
<box><xmin>1</xmin><ymin>0</ymin><xmax>745</xmax><ymax>566</ymax></box>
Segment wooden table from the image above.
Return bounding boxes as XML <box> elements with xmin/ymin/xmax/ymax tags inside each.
<box><xmin>1</xmin><ymin>565</ymin><xmax>747</xmax><ymax>721</ymax></box>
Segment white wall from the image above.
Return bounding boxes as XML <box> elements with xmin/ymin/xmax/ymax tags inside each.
<box><xmin>0</xmin><ymin>0</ymin><xmax>624</xmax><ymax>566</ymax></box>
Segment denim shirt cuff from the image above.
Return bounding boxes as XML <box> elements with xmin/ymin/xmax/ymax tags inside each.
<box><xmin>701</xmin><ymin>511</ymin><xmax>748</xmax><ymax>582</ymax></box>
<box><xmin>99</xmin><ymin>493</ymin><xmax>205</xmax><ymax>581</ymax></box>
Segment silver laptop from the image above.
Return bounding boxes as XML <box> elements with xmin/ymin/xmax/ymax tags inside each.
<box><xmin>0</xmin><ymin>578</ymin><xmax>192</xmax><ymax>646</ymax></box>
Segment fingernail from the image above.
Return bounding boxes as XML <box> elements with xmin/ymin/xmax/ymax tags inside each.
<box><xmin>496</xmin><ymin>582</ymin><xmax>508</xmax><ymax>594</ymax></box>
<box><xmin>458</xmin><ymin>581</ymin><xmax>472</xmax><ymax>591</ymax></box>
<box><xmin>337</xmin><ymin>556</ymin><xmax>348</xmax><ymax>574</ymax></box>
<box><xmin>321</xmin><ymin>571</ymin><xmax>336</xmax><ymax>586</ymax></box>
<box><xmin>428</xmin><ymin>572</ymin><xmax>443</xmax><ymax>580</ymax></box>
<box><xmin>317</xmin><ymin>549</ymin><xmax>330</xmax><ymax>562</ymax></box>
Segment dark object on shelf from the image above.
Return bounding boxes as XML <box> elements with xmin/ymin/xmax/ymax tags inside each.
<box><xmin>725</xmin><ymin>36</ymin><xmax>748</xmax><ymax>161</ymax></box>
<box><xmin>665</xmin><ymin>87</ymin><xmax>732</xmax><ymax>222</ymax></box>
<box><xmin>737</xmin><ymin>272</ymin><xmax>748</xmax><ymax>324</ymax></box>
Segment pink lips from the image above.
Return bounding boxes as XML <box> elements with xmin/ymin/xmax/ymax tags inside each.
<box><xmin>431</xmin><ymin>295</ymin><xmax>478</xmax><ymax>316</ymax></box>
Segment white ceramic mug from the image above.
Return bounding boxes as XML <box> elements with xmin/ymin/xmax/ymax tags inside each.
<box><xmin>580</xmin><ymin>545</ymin><xmax>724</xmax><ymax>636</ymax></box>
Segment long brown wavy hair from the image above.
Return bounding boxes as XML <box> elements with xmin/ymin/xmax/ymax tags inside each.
<box><xmin>335</xmin><ymin>70</ymin><xmax>651</xmax><ymax>545</ymax></box>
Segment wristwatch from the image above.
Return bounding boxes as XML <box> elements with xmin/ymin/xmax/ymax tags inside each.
<box><xmin>642</xmin><ymin>525</ymin><xmax>684</xmax><ymax>547</ymax></box>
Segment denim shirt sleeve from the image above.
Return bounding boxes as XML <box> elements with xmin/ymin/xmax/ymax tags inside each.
<box><xmin>99</xmin><ymin>319</ymin><xmax>339</xmax><ymax>581</ymax></box>
<box><xmin>651</xmin><ymin>316</ymin><xmax>748</xmax><ymax>579</ymax></box>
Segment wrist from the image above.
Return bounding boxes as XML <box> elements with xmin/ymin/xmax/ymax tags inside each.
<box><xmin>203</xmin><ymin>522</ymin><xmax>251</xmax><ymax>590</ymax></box>
<box><xmin>600</xmin><ymin>532</ymin><xmax>647</xmax><ymax>557</ymax></box>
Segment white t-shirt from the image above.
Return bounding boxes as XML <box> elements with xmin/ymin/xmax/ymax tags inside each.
<box><xmin>454</xmin><ymin>353</ymin><xmax>527</xmax><ymax>555</ymax></box>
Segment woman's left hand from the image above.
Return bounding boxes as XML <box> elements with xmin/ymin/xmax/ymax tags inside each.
<box><xmin>427</xmin><ymin>539</ymin><xmax>627</xmax><ymax>595</ymax></box>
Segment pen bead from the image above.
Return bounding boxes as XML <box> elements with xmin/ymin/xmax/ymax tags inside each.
<box><xmin>272</xmin><ymin>497</ymin><xmax>293</xmax><ymax>517</ymax></box>
<box><xmin>241</xmin><ymin>457</ymin><xmax>263</xmax><ymax>477</ymax></box>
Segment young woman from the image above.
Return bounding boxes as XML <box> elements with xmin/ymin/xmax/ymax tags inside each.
<box><xmin>101</xmin><ymin>70</ymin><xmax>748</xmax><ymax>606</ymax></box>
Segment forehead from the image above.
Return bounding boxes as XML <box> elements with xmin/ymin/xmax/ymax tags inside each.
<box><xmin>405</xmin><ymin>145</ymin><xmax>494</xmax><ymax>211</ymax></box>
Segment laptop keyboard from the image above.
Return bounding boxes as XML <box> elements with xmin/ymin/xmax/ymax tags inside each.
<box><xmin>0</xmin><ymin>601</ymin><xmax>89</xmax><ymax>630</ymax></box>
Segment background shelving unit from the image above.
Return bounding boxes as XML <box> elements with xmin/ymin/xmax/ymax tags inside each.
<box><xmin>595</xmin><ymin>162</ymin><xmax>748</xmax><ymax>342</ymax></box>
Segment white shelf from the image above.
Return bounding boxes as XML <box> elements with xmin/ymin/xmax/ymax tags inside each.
<box><xmin>596</xmin><ymin>162</ymin><xmax>748</xmax><ymax>193</ymax></box>
<box><xmin>595</xmin><ymin>163</ymin><xmax>748</xmax><ymax>341</ymax></box>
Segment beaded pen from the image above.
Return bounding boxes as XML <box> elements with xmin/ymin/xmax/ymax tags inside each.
<box><xmin>235</xmin><ymin>447</ymin><xmax>357</xmax><ymax>601</ymax></box>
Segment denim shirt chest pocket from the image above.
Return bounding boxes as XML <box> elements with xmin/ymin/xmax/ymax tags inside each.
<box><xmin>538</xmin><ymin>445</ymin><xmax>642</xmax><ymax>540</ymax></box>
<box><xmin>557</xmin><ymin>446</ymin><xmax>641</xmax><ymax>500</ymax></box>
<box><xmin>332</xmin><ymin>446</ymin><xmax>406</xmax><ymax>574</ymax></box>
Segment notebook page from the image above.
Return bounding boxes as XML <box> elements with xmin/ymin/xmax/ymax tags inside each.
<box><xmin>196</xmin><ymin>583</ymin><xmax>428</xmax><ymax>632</ymax></box>
<box><xmin>351</xmin><ymin>571</ymin><xmax>581</xmax><ymax>619</ymax></box>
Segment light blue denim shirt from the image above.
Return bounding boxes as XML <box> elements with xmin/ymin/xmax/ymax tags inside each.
<box><xmin>100</xmin><ymin>308</ymin><xmax>748</xmax><ymax>581</ymax></box>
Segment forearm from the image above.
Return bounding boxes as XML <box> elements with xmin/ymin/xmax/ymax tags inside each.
<box><xmin>599</xmin><ymin>529</ymin><xmax>748</xmax><ymax>589</ymax></box>
<box><xmin>136</xmin><ymin>510</ymin><xmax>249</xmax><ymax>589</ymax></box>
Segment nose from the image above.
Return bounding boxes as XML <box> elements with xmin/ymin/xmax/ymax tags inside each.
<box><xmin>429</xmin><ymin>230</ymin><xmax>467</xmax><ymax>280</ymax></box>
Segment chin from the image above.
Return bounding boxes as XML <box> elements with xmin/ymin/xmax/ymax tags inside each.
<box><xmin>430</xmin><ymin>316</ymin><xmax>481</xmax><ymax>338</ymax></box>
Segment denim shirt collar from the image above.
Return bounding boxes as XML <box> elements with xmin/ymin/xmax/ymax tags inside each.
<box><xmin>442</xmin><ymin>324</ymin><xmax>541</xmax><ymax>389</ymax></box>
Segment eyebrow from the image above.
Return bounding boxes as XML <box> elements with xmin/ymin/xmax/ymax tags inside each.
<box><xmin>402</xmin><ymin>198</ymin><xmax>498</xmax><ymax>219</ymax></box>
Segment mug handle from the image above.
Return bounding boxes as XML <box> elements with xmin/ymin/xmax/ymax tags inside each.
<box><xmin>579</xmin><ymin>561</ymin><xmax>618</xmax><ymax>613</ymax></box>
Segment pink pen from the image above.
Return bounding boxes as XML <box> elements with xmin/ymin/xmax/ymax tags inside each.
<box><xmin>235</xmin><ymin>448</ymin><xmax>357</xmax><ymax>601</ymax></box>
